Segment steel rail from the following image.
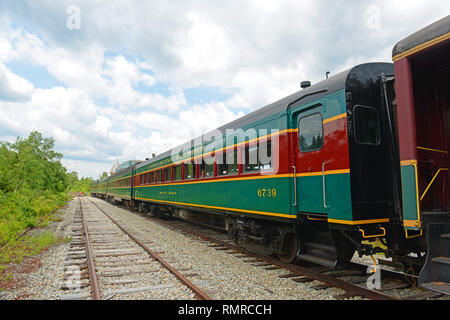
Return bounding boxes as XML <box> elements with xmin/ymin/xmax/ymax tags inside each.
<box><xmin>86</xmin><ymin>198</ymin><xmax>211</xmax><ymax>300</ymax></box>
<box><xmin>79</xmin><ymin>199</ymin><xmax>102</xmax><ymax>300</ymax></box>
<box><xmin>147</xmin><ymin>214</ymin><xmax>400</xmax><ymax>300</ymax></box>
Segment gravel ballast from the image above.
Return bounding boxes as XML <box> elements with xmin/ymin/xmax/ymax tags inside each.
<box><xmin>1</xmin><ymin>196</ymin><xmax>448</xmax><ymax>300</ymax></box>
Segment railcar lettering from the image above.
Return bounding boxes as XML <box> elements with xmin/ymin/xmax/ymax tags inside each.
<box><xmin>257</xmin><ymin>188</ymin><xmax>277</xmax><ymax>198</ymax></box>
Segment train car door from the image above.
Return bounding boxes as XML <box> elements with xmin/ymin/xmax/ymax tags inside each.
<box><xmin>293</xmin><ymin>103</ymin><xmax>330</xmax><ymax>216</ymax></box>
<box><xmin>292</xmin><ymin>95</ymin><xmax>352</xmax><ymax>221</ymax></box>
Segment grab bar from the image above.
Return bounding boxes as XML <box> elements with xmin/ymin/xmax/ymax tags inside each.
<box><xmin>292</xmin><ymin>166</ymin><xmax>297</xmax><ymax>207</ymax></box>
<box><xmin>322</xmin><ymin>161</ymin><xmax>329</xmax><ymax>209</ymax></box>
<box><xmin>420</xmin><ymin>168</ymin><xmax>449</xmax><ymax>201</ymax></box>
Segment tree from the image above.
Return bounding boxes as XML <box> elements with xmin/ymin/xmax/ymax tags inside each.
<box><xmin>99</xmin><ymin>171</ymin><xmax>108</xmax><ymax>180</ymax></box>
<box><xmin>0</xmin><ymin>131</ymin><xmax>68</xmax><ymax>193</ymax></box>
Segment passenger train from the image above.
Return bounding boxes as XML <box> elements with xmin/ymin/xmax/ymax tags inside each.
<box><xmin>91</xmin><ymin>16</ymin><xmax>450</xmax><ymax>294</ymax></box>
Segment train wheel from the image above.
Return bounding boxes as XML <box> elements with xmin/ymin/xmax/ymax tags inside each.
<box><xmin>278</xmin><ymin>233</ymin><xmax>299</xmax><ymax>264</ymax></box>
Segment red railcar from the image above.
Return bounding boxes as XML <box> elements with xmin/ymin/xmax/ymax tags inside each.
<box><xmin>392</xmin><ymin>15</ymin><xmax>450</xmax><ymax>293</ymax></box>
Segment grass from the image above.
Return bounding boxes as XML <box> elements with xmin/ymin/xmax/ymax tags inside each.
<box><xmin>0</xmin><ymin>190</ymin><xmax>71</xmax><ymax>276</ymax></box>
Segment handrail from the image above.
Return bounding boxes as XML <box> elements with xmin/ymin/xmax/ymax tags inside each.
<box><xmin>322</xmin><ymin>161</ymin><xmax>329</xmax><ymax>209</ymax></box>
<box><xmin>292</xmin><ymin>166</ymin><xmax>297</xmax><ymax>207</ymax></box>
<box><xmin>417</xmin><ymin>146</ymin><xmax>448</xmax><ymax>154</ymax></box>
<box><xmin>359</xmin><ymin>227</ymin><xmax>386</xmax><ymax>239</ymax></box>
<box><xmin>405</xmin><ymin>228</ymin><xmax>423</xmax><ymax>239</ymax></box>
<box><xmin>420</xmin><ymin>168</ymin><xmax>449</xmax><ymax>201</ymax></box>
<box><xmin>307</xmin><ymin>214</ymin><xmax>328</xmax><ymax>221</ymax></box>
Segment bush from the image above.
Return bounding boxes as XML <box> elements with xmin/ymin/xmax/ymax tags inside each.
<box><xmin>0</xmin><ymin>132</ymin><xmax>74</xmax><ymax>272</ymax></box>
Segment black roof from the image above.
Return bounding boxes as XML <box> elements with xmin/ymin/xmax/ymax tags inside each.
<box><xmin>392</xmin><ymin>15</ymin><xmax>450</xmax><ymax>58</ymax></box>
<box><xmin>135</xmin><ymin>63</ymin><xmax>387</xmax><ymax>171</ymax></box>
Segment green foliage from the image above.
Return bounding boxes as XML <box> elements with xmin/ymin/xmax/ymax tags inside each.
<box><xmin>0</xmin><ymin>131</ymin><xmax>80</xmax><ymax>272</ymax></box>
<box><xmin>0</xmin><ymin>191</ymin><xmax>70</xmax><ymax>246</ymax></box>
<box><xmin>0</xmin><ymin>131</ymin><xmax>68</xmax><ymax>193</ymax></box>
<box><xmin>67</xmin><ymin>171</ymin><xmax>93</xmax><ymax>193</ymax></box>
<box><xmin>99</xmin><ymin>171</ymin><xmax>108</xmax><ymax>180</ymax></box>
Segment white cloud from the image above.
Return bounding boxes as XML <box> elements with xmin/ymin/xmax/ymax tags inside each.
<box><xmin>0</xmin><ymin>62</ymin><xmax>34</xmax><ymax>102</ymax></box>
<box><xmin>0</xmin><ymin>0</ymin><xmax>449</xmax><ymax>178</ymax></box>
<box><xmin>177</xmin><ymin>12</ymin><xmax>232</xmax><ymax>73</ymax></box>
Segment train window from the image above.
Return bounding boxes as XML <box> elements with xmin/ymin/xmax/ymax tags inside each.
<box><xmin>199</xmin><ymin>159</ymin><xmax>214</xmax><ymax>178</ymax></box>
<box><xmin>244</xmin><ymin>144</ymin><xmax>259</xmax><ymax>172</ymax></box>
<box><xmin>156</xmin><ymin>170</ymin><xmax>162</xmax><ymax>183</ymax></box>
<box><xmin>140</xmin><ymin>174</ymin><xmax>144</xmax><ymax>185</ymax></box>
<box><xmin>243</xmin><ymin>141</ymin><xmax>273</xmax><ymax>172</ymax></box>
<box><xmin>218</xmin><ymin>149</ymin><xmax>238</xmax><ymax>176</ymax></box>
<box><xmin>184</xmin><ymin>163</ymin><xmax>196</xmax><ymax>179</ymax></box>
<box><xmin>174</xmin><ymin>165</ymin><xmax>182</xmax><ymax>181</ymax></box>
<box><xmin>150</xmin><ymin>172</ymin><xmax>155</xmax><ymax>184</ymax></box>
<box><xmin>298</xmin><ymin>113</ymin><xmax>323</xmax><ymax>152</ymax></box>
<box><xmin>259</xmin><ymin>140</ymin><xmax>273</xmax><ymax>170</ymax></box>
<box><xmin>163</xmin><ymin>167</ymin><xmax>172</xmax><ymax>182</ymax></box>
<box><xmin>353</xmin><ymin>105</ymin><xmax>380</xmax><ymax>145</ymax></box>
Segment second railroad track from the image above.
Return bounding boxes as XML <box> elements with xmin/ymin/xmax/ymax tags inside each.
<box><xmin>60</xmin><ymin>198</ymin><xmax>210</xmax><ymax>300</ymax></box>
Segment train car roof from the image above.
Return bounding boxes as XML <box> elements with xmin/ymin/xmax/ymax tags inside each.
<box><xmin>392</xmin><ymin>14</ymin><xmax>450</xmax><ymax>59</ymax></box>
<box><xmin>135</xmin><ymin>62</ymin><xmax>387</xmax><ymax>170</ymax></box>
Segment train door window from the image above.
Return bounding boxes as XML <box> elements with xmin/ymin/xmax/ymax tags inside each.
<box><xmin>353</xmin><ymin>105</ymin><xmax>380</xmax><ymax>145</ymax></box>
<box><xmin>298</xmin><ymin>113</ymin><xmax>323</xmax><ymax>152</ymax></box>
<box><xmin>174</xmin><ymin>165</ymin><xmax>182</xmax><ymax>181</ymax></box>
<box><xmin>184</xmin><ymin>163</ymin><xmax>196</xmax><ymax>179</ymax></box>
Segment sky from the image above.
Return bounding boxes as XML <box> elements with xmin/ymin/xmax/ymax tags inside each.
<box><xmin>0</xmin><ymin>1</ymin><xmax>448</xmax><ymax>179</ymax></box>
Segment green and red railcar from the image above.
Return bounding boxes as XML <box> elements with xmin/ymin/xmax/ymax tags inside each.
<box><xmin>90</xmin><ymin>15</ymin><xmax>450</xmax><ymax>294</ymax></box>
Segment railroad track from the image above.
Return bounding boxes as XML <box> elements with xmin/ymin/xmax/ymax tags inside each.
<box><xmin>95</xmin><ymin>198</ymin><xmax>446</xmax><ymax>300</ymax></box>
<box><xmin>165</xmin><ymin>220</ymin><xmax>448</xmax><ymax>300</ymax></box>
<box><xmin>59</xmin><ymin>198</ymin><xmax>211</xmax><ymax>300</ymax></box>
<box><xmin>136</xmin><ymin>214</ymin><xmax>400</xmax><ymax>300</ymax></box>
